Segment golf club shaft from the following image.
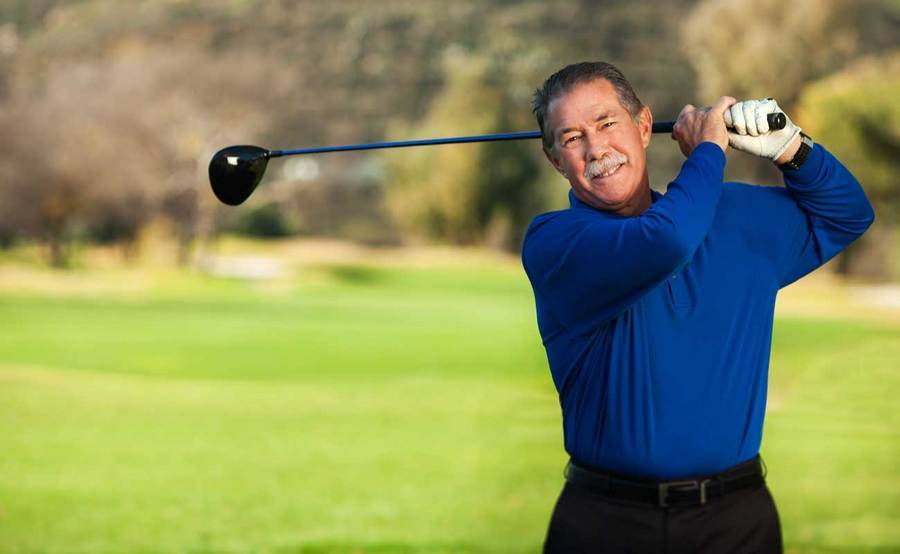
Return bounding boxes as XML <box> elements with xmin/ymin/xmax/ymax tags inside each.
<box><xmin>270</xmin><ymin>113</ymin><xmax>785</xmax><ymax>158</ymax></box>
<box><xmin>209</xmin><ymin>112</ymin><xmax>786</xmax><ymax>206</ymax></box>
<box><xmin>271</xmin><ymin>130</ymin><xmax>544</xmax><ymax>158</ymax></box>
<box><xmin>271</xmin><ymin>123</ymin><xmax>668</xmax><ymax>158</ymax></box>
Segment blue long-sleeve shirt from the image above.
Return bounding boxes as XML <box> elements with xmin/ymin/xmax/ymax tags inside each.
<box><xmin>521</xmin><ymin>142</ymin><xmax>874</xmax><ymax>479</ymax></box>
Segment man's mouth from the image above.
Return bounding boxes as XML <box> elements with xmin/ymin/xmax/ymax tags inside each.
<box><xmin>591</xmin><ymin>163</ymin><xmax>623</xmax><ymax>180</ymax></box>
<box><xmin>584</xmin><ymin>153</ymin><xmax>628</xmax><ymax>181</ymax></box>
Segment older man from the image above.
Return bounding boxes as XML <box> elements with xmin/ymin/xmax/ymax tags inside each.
<box><xmin>522</xmin><ymin>62</ymin><xmax>874</xmax><ymax>553</ymax></box>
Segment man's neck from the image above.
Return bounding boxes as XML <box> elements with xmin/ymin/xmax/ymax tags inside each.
<box><xmin>575</xmin><ymin>184</ymin><xmax>653</xmax><ymax>217</ymax></box>
<box><xmin>615</xmin><ymin>186</ymin><xmax>652</xmax><ymax>217</ymax></box>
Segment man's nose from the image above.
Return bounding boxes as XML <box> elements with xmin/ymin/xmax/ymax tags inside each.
<box><xmin>585</xmin><ymin>132</ymin><xmax>609</xmax><ymax>161</ymax></box>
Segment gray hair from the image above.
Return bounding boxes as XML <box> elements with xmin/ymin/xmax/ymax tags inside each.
<box><xmin>532</xmin><ymin>62</ymin><xmax>644</xmax><ymax>152</ymax></box>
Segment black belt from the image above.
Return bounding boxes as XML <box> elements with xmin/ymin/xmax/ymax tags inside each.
<box><xmin>564</xmin><ymin>456</ymin><xmax>766</xmax><ymax>508</ymax></box>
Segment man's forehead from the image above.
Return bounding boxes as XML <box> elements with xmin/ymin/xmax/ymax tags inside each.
<box><xmin>547</xmin><ymin>79</ymin><xmax>625</xmax><ymax>131</ymax></box>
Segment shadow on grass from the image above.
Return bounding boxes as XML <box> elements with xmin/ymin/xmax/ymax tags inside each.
<box><xmin>323</xmin><ymin>264</ymin><xmax>386</xmax><ymax>285</ymax></box>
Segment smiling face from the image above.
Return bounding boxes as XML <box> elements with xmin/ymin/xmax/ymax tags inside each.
<box><xmin>543</xmin><ymin>78</ymin><xmax>653</xmax><ymax>216</ymax></box>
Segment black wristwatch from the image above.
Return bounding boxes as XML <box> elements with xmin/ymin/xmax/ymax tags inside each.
<box><xmin>778</xmin><ymin>132</ymin><xmax>814</xmax><ymax>170</ymax></box>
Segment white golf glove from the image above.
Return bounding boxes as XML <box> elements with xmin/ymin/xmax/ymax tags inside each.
<box><xmin>723</xmin><ymin>98</ymin><xmax>801</xmax><ymax>161</ymax></box>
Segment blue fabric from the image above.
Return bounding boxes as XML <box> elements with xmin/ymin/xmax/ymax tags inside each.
<box><xmin>521</xmin><ymin>141</ymin><xmax>874</xmax><ymax>479</ymax></box>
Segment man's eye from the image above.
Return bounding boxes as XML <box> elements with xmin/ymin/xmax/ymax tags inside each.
<box><xmin>603</xmin><ymin>121</ymin><xmax>616</xmax><ymax>129</ymax></box>
<box><xmin>564</xmin><ymin>135</ymin><xmax>580</xmax><ymax>145</ymax></box>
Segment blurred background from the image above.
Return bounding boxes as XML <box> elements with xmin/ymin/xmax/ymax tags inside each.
<box><xmin>0</xmin><ymin>0</ymin><xmax>897</xmax><ymax>552</ymax></box>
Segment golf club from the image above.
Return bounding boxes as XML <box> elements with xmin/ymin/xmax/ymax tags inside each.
<box><xmin>209</xmin><ymin>113</ymin><xmax>787</xmax><ymax>206</ymax></box>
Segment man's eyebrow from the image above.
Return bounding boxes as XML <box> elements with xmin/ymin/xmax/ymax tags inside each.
<box><xmin>556</xmin><ymin>112</ymin><xmax>614</xmax><ymax>138</ymax></box>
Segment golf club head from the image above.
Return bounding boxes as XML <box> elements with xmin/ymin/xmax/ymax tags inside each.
<box><xmin>208</xmin><ymin>145</ymin><xmax>271</xmax><ymax>206</ymax></box>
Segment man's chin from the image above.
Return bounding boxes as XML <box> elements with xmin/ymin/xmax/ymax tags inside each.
<box><xmin>597</xmin><ymin>196</ymin><xmax>632</xmax><ymax>211</ymax></box>
<box><xmin>577</xmin><ymin>190</ymin><xmax>629</xmax><ymax>211</ymax></box>
<box><xmin>586</xmin><ymin>184</ymin><xmax>633</xmax><ymax>209</ymax></box>
<box><xmin>576</xmin><ymin>180</ymin><xmax>645</xmax><ymax>214</ymax></box>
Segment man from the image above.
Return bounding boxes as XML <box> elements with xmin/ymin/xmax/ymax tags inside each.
<box><xmin>522</xmin><ymin>62</ymin><xmax>874</xmax><ymax>553</ymax></box>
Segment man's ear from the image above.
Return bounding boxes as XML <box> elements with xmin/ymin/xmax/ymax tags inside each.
<box><xmin>638</xmin><ymin>105</ymin><xmax>653</xmax><ymax>148</ymax></box>
<box><xmin>543</xmin><ymin>147</ymin><xmax>566</xmax><ymax>178</ymax></box>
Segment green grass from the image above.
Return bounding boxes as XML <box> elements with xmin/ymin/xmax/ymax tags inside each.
<box><xmin>0</xmin><ymin>262</ymin><xmax>898</xmax><ymax>553</ymax></box>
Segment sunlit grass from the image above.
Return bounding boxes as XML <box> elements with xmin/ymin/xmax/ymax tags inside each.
<box><xmin>0</xmin><ymin>244</ymin><xmax>897</xmax><ymax>552</ymax></box>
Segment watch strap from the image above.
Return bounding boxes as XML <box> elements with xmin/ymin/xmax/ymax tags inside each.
<box><xmin>779</xmin><ymin>133</ymin><xmax>813</xmax><ymax>170</ymax></box>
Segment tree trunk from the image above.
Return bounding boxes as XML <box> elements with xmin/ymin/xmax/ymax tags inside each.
<box><xmin>47</xmin><ymin>234</ymin><xmax>69</xmax><ymax>268</ymax></box>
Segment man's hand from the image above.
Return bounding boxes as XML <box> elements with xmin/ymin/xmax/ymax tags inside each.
<box><xmin>671</xmin><ymin>96</ymin><xmax>736</xmax><ymax>158</ymax></box>
<box><xmin>723</xmin><ymin>98</ymin><xmax>802</xmax><ymax>163</ymax></box>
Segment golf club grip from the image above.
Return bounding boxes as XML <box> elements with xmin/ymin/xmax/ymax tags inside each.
<box><xmin>652</xmin><ymin>112</ymin><xmax>786</xmax><ymax>134</ymax></box>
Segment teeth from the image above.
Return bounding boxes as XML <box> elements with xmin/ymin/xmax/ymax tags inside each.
<box><xmin>586</xmin><ymin>162</ymin><xmax>624</xmax><ymax>180</ymax></box>
<box><xmin>597</xmin><ymin>164</ymin><xmax>621</xmax><ymax>178</ymax></box>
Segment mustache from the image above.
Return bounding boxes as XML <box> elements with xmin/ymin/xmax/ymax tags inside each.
<box><xmin>584</xmin><ymin>152</ymin><xmax>628</xmax><ymax>179</ymax></box>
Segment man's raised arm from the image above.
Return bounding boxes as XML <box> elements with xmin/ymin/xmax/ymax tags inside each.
<box><xmin>723</xmin><ymin>99</ymin><xmax>875</xmax><ymax>287</ymax></box>
<box><xmin>776</xmin><ymin>142</ymin><xmax>875</xmax><ymax>286</ymax></box>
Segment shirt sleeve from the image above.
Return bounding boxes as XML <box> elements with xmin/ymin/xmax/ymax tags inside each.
<box><xmin>522</xmin><ymin>142</ymin><xmax>726</xmax><ymax>334</ymax></box>
<box><xmin>774</xmin><ymin>144</ymin><xmax>875</xmax><ymax>288</ymax></box>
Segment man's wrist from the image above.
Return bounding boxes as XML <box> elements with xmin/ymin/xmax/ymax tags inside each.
<box><xmin>774</xmin><ymin>135</ymin><xmax>803</xmax><ymax>165</ymax></box>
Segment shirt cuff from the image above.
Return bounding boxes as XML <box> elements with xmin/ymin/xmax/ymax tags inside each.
<box><xmin>693</xmin><ymin>141</ymin><xmax>727</xmax><ymax>166</ymax></box>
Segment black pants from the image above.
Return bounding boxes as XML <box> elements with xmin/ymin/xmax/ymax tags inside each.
<box><xmin>543</xmin><ymin>471</ymin><xmax>782</xmax><ymax>553</ymax></box>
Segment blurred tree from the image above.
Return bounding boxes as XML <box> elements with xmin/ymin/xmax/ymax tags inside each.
<box><xmin>0</xmin><ymin>54</ymin><xmax>166</xmax><ymax>266</ymax></box>
<box><xmin>231</xmin><ymin>201</ymin><xmax>301</xmax><ymax>239</ymax></box>
<box><xmin>383</xmin><ymin>48</ymin><xmax>546</xmax><ymax>250</ymax></box>
<box><xmin>381</xmin><ymin>0</ymin><xmax>700</xmax><ymax>250</ymax></box>
<box><xmin>0</xmin><ymin>122</ymin><xmax>81</xmax><ymax>266</ymax></box>
<box><xmin>0</xmin><ymin>35</ymin><xmax>280</xmax><ymax>265</ymax></box>
<box><xmin>0</xmin><ymin>0</ymin><xmax>81</xmax><ymax>35</ymax></box>
<box><xmin>0</xmin><ymin>0</ymin><xmax>701</xmax><ymax>260</ymax></box>
<box><xmin>796</xmin><ymin>51</ymin><xmax>900</xmax><ymax>277</ymax></box>
<box><xmin>681</xmin><ymin>0</ymin><xmax>899</xmax><ymax>108</ymax></box>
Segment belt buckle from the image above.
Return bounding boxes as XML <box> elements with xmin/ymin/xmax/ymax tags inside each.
<box><xmin>658</xmin><ymin>478</ymin><xmax>711</xmax><ymax>508</ymax></box>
